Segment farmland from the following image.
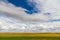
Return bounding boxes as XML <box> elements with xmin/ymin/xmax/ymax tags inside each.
<box><xmin>0</xmin><ymin>33</ymin><xmax>60</xmax><ymax>40</ymax></box>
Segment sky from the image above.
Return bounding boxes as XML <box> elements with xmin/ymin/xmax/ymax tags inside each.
<box><xmin>8</xmin><ymin>0</ymin><xmax>39</xmax><ymax>14</ymax></box>
<box><xmin>0</xmin><ymin>0</ymin><xmax>60</xmax><ymax>32</ymax></box>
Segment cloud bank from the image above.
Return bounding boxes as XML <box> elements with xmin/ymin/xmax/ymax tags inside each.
<box><xmin>0</xmin><ymin>0</ymin><xmax>51</xmax><ymax>22</ymax></box>
<box><xmin>0</xmin><ymin>0</ymin><xmax>60</xmax><ymax>32</ymax></box>
<box><xmin>0</xmin><ymin>0</ymin><xmax>60</xmax><ymax>22</ymax></box>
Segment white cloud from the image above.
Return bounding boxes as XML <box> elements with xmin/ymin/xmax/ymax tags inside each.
<box><xmin>0</xmin><ymin>0</ymin><xmax>60</xmax><ymax>22</ymax></box>
<box><xmin>0</xmin><ymin>0</ymin><xmax>51</xmax><ymax>22</ymax></box>
<box><xmin>0</xmin><ymin>0</ymin><xmax>60</xmax><ymax>32</ymax></box>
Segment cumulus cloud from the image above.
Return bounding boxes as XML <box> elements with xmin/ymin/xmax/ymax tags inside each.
<box><xmin>0</xmin><ymin>0</ymin><xmax>51</xmax><ymax>22</ymax></box>
<box><xmin>0</xmin><ymin>0</ymin><xmax>60</xmax><ymax>22</ymax></box>
<box><xmin>0</xmin><ymin>0</ymin><xmax>60</xmax><ymax>32</ymax></box>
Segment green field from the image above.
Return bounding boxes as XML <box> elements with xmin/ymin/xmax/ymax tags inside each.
<box><xmin>0</xmin><ymin>36</ymin><xmax>60</xmax><ymax>40</ymax></box>
<box><xmin>0</xmin><ymin>33</ymin><xmax>60</xmax><ymax>40</ymax></box>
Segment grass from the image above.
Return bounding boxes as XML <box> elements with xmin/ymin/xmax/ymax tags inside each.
<box><xmin>0</xmin><ymin>33</ymin><xmax>60</xmax><ymax>40</ymax></box>
<box><xmin>0</xmin><ymin>36</ymin><xmax>60</xmax><ymax>40</ymax></box>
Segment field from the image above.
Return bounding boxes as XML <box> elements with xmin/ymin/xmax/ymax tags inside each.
<box><xmin>0</xmin><ymin>33</ymin><xmax>60</xmax><ymax>40</ymax></box>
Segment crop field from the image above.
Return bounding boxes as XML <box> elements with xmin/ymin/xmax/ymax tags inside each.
<box><xmin>0</xmin><ymin>33</ymin><xmax>60</xmax><ymax>40</ymax></box>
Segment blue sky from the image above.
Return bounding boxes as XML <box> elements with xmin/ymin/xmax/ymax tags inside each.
<box><xmin>0</xmin><ymin>0</ymin><xmax>60</xmax><ymax>22</ymax></box>
<box><xmin>8</xmin><ymin>0</ymin><xmax>38</xmax><ymax>14</ymax></box>
<box><xmin>0</xmin><ymin>0</ymin><xmax>60</xmax><ymax>32</ymax></box>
